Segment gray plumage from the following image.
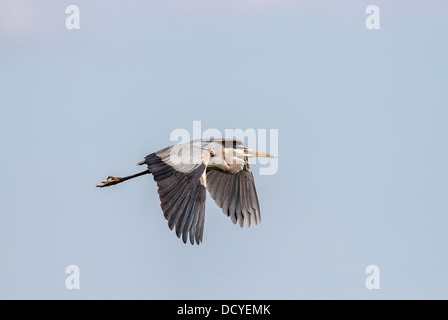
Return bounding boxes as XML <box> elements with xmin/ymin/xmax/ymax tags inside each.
<box><xmin>97</xmin><ymin>139</ymin><xmax>275</xmax><ymax>245</ymax></box>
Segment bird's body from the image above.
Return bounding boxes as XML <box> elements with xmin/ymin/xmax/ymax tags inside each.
<box><xmin>97</xmin><ymin>139</ymin><xmax>275</xmax><ymax>244</ymax></box>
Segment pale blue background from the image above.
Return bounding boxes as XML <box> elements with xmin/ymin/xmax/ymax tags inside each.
<box><xmin>1</xmin><ymin>0</ymin><xmax>447</xmax><ymax>299</ymax></box>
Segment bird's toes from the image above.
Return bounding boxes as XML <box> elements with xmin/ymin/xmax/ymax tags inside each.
<box><xmin>97</xmin><ymin>179</ymin><xmax>113</xmax><ymax>187</ymax></box>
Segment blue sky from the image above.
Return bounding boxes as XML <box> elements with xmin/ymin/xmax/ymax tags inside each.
<box><xmin>1</xmin><ymin>0</ymin><xmax>447</xmax><ymax>299</ymax></box>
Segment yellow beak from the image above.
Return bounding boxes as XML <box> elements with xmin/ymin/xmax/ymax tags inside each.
<box><xmin>243</xmin><ymin>148</ymin><xmax>277</xmax><ymax>158</ymax></box>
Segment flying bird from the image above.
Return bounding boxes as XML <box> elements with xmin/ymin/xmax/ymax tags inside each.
<box><xmin>97</xmin><ymin>139</ymin><xmax>276</xmax><ymax>244</ymax></box>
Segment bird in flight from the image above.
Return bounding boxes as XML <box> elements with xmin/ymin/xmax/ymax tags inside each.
<box><xmin>97</xmin><ymin>139</ymin><xmax>276</xmax><ymax>244</ymax></box>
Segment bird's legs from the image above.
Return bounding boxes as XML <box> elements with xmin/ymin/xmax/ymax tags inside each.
<box><xmin>96</xmin><ymin>170</ymin><xmax>150</xmax><ymax>188</ymax></box>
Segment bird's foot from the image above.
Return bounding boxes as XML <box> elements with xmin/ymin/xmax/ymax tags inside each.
<box><xmin>96</xmin><ymin>176</ymin><xmax>121</xmax><ymax>188</ymax></box>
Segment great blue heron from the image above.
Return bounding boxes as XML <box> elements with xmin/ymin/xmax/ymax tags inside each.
<box><xmin>97</xmin><ymin>139</ymin><xmax>276</xmax><ymax>244</ymax></box>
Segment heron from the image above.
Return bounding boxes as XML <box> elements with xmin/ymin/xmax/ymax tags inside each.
<box><xmin>96</xmin><ymin>139</ymin><xmax>276</xmax><ymax>244</ymax></box>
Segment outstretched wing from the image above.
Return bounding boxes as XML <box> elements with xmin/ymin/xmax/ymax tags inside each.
<box><xmin>141</xmin><ymin>141</ymin><xmax>216</xmax><ymax>244</ymax></box>
<box><xmin>206</xmin><ymin>159</ymin><xmax>261</xmax><ymax>228</ymax></box>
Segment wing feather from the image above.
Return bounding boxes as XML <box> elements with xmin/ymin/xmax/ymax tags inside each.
<box><xmin>140</xmin><ymin>141</ymin><xmax>215</xmax><ymax>244</ymax></box>
<box><xmin>206</xmin><ymin>159</ymin><xmax>261</xmax><ymax>228</ymax></box>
